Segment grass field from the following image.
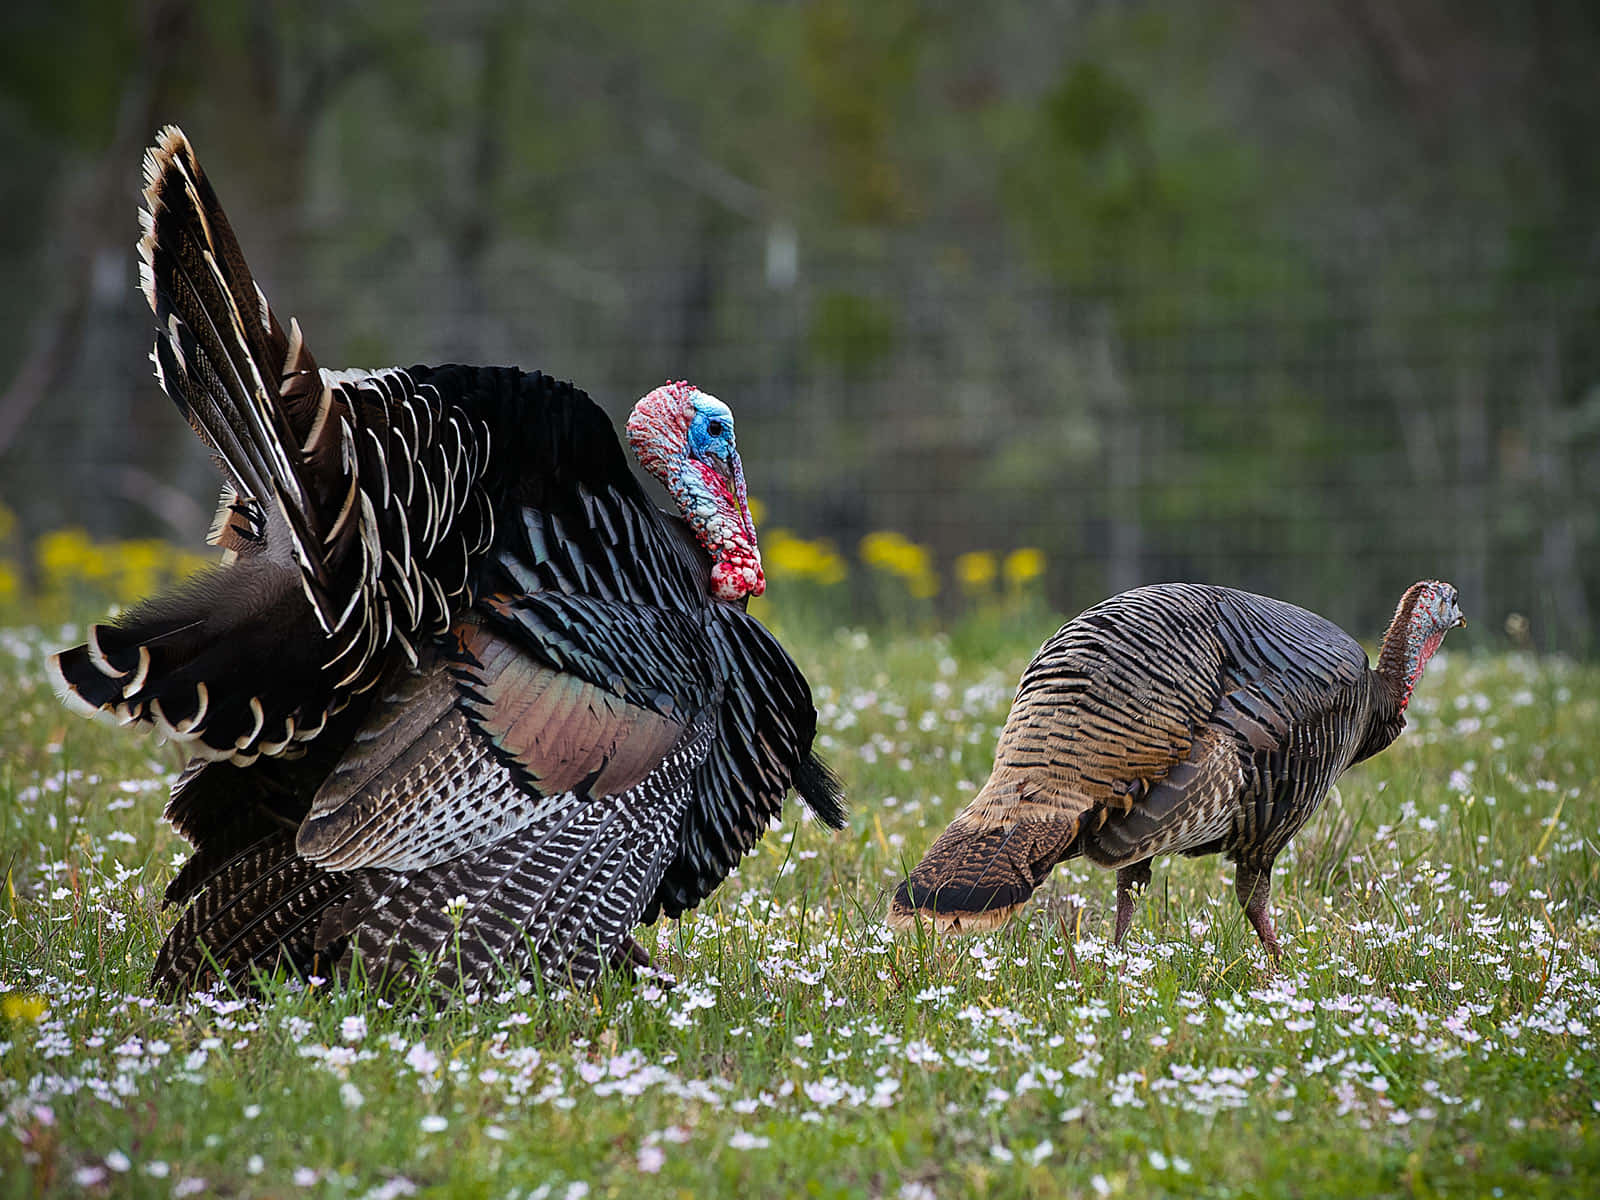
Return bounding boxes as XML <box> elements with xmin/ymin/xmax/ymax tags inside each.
<box><xmin>1</xmin><ymin>607</ymin><xmax>1597</xmax><ymax>1198</ymax></box>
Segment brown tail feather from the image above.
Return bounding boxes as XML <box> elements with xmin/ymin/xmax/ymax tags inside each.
<box><xmin>151</xmin><ymin>830</ymin><xmax>351</xmax><ymax>994</ymax></box>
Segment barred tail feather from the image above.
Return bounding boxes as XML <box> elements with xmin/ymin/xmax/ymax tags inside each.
<box><xmin>326</xmin><ymin>729</ymin><xmax>707</xmax><ymax>994</ymax></box>
<box><xmin>150</xmin><ymin>830</ymin><xmax>353</xmax><ymax>995</ymax></box>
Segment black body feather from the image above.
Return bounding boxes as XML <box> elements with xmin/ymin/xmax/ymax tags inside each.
<box><xmin>50</xmin><ymin>126</ymin><xmax>844</xmax><ymax>997</ymax></box>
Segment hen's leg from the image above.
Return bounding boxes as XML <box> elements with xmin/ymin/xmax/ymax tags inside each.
<box><xmin>1113</xmin><ymin>859</ymin><xmax>1153</xmax><ymax>945</ymax></box>
<box><xmin>1234</xmin><ymin>860</ymin><xmax>1281</xmax><ymax>962</ymax></box>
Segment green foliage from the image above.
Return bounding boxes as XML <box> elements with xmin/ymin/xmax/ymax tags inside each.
<box><xmin>0</xmin><ymin>0</ymin><xmax>136</xmax><ymax>148</ymax></box>
<box><xmin>808</xmin><ymin>290</ymin><xmax>898</xmax><ymax>375</ymax></box>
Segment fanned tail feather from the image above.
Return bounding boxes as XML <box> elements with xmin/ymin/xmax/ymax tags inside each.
<box><xmin>50</xmin><ymin>126</ymin><xmax>496</xmax><ymax>764</ymax></box>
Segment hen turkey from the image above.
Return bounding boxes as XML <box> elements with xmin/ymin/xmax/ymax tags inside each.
<box><xmin>889</xmin><ymin>581</ymin><xmax>1463</xmax><ymax>958</ymax></box>
<box><xmin>49</xmin><ymin>126</ymin><xmax>844</xmax><ymax>996</ymax></box>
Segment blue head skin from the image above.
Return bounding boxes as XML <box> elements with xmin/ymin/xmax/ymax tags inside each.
<box><xmin>686</xmin><ymin>395</ymin><xmax>738</xmax><ymax>479</ymax></box>
<box><xmin>626</xmin><ymin>382</ymin><xmax>764</xmax><ymax>601</ymax></box>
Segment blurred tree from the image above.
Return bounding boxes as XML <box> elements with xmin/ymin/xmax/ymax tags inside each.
<box><xmin>1</xmin><ymin>0</ymin><xmax>1596</xmax><ymax>646</ymax></box>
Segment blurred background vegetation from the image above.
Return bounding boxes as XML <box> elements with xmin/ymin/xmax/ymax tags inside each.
<box><xmin>1</xmin><ymin>0</ymin><xmax>1597</xmax><ymax>648</ymax></box>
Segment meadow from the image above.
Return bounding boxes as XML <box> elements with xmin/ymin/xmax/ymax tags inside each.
<box><xmin>0</xmin><ymin>537</ymin><xmax>1596</xmax><ymax>1198</ymax></box>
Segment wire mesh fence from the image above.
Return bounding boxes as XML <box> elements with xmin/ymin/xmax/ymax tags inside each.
<box><xmin>3</xmin><ymin>221</ymin><xmax>1597</xmax><ymax>650</ymax></box>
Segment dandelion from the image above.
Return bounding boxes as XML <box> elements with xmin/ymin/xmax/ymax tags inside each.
<box><xmin>860</xmin><ymin>531</ymin><xmax>938</xmax><ymax>598</ymax></box>
<box><xmin>1</xmin><ymin>993</ymin><xmax>45</xmax><ymax>1022</ymax></box>
<box><xmin>954</xmin><ymin>551</ymin><xmax>997</xmax><ymax>593</ymax></box>
<box><xmin>1002</xmin><ymin>547</ymin><xmax>1045</xmax><ymax>589</ymax></box>
<box><xmin>764</xmin><ymin>530</ymin><xmax>848</xmax><ymax>586</ymax></box>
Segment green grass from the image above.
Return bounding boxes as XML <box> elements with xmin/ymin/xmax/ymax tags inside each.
<box><xmin>1</xmin><ymin>612</ymin><xmax>1597</xmax><ymax>1198</ymax></box>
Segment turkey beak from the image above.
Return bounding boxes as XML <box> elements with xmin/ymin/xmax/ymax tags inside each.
<box><xmin>707</xmin><ymin>450</ymin><xmax>738</xmax><ymax>495</ymax></box>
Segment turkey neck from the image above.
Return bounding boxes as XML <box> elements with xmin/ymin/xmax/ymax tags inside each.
<box><xmin>1361</xmin><ymin>588</ymin><xmax>1429</xmax><ymax>759</ymax></box>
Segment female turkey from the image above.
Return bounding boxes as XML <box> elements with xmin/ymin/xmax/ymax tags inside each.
<box><xmin>888</xmin><ymin>581</ymin><xmax>1464</xmax><ymax>958</ymax></box>
<box><xmin>49</xmin><ymin>126</ymin><xmax>844</xmax><ymax>996</ymax></box>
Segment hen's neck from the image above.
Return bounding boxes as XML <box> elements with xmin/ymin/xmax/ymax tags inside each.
<box><xmin>1373</xmin><ymin>586</ymin><xmax>1440</xmax><ymax>716</ymax></box>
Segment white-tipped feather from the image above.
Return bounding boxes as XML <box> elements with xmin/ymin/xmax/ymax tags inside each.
<box><xmin>363</xmin><ymin>427</ymin><xmax>392</xmax><ymax>510</ymax></box>
<box><xmin>45</xmin><ymin>653</ymin><xmax>104</xmax><ymax>719</ymax></box>
<box><xmin>254</xmin><ymin>282</ymin><xmax>272</xmax><ymax>333</ymax></box>
<box><xmin>121</xmin><ymin>646</ymin><xmax>151</xmax><ymax>698</ymax></box>
<box><xmin>234</xmin><ymin>696</ymin><xmax>266</xmax><ymax>750</ymax></box>
<box><xmin>299</xmin><ymin>380</ymin><xmax>335</xmax><ymax>453</ymax></box>
<box><xmin>322</xmin><ymin>471</ymin><xmax>361</xmax><ymax>547</ymax></box>
<box><xmin>294</xmin><ymin>707</ymin><xmax>328</xmax><ymax>742</ymax></box>
<box><xmin>86</xmin><ymin>627</ymin><xmax>118</xmax><ymax>678</ymax></box>
<box><xmin>177</xmin><ymin>681</ymin><xmax>210</xmax><ymax>735</ymax></box>
<box><xmin>164</xmin><ymin>314</ymin><xmax>187</xmax><ymax>373</ymax></box>
<box><xmin>282</xmin><ymin>316</ymin><xmax>305</xmax><ymax>377</ymax></box>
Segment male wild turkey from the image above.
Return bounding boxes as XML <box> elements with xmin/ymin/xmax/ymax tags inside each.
<box><xmin>49</xmin><ymin>126</ymin><xmax>844</xmax><ymax>996</ymax></box>
<box><xmin>888</xmin><ymin>581</ymin><xmax>1464</xmax><ymax>958</ymax></box>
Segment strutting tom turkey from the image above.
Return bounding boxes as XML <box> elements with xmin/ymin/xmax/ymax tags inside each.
<box><xmin>48</xmin><ymin>127</ymin><xmax>845</xmax><ymax>996</ymax></box>
<box><xmin>888</xmin><ymin>582</ymin><xmax>1463</xmax><ymax>959</ymax></box>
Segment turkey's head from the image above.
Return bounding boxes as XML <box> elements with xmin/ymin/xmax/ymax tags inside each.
<box><xmin>627</xmin><ymin>381</ymin><xmax>764</xmax><ymax>602</ymax></box>
<box><xmin>1386</xmin><ymin>579</ymin><xmax>1466</xmax><ymax>708</ymax></box>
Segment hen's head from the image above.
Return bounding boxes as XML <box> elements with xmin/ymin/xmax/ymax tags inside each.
<box><xmin>627</xmin><ymin>381</ymin><xmax>764</xmax><ymax>602</ymax></box>
<box><xmin>1388</xmin><ymin>579</ymin><xmax>1466</xmax><ymax>707</ymax></box>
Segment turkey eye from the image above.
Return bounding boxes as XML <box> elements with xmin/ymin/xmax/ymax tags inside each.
<box><xmin>706</xmin><ymin>420</ymin><xmax>724</xmax><ymax>438</ymax></box>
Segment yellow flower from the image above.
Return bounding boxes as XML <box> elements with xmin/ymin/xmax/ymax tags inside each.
<box><xmin>2</xmin><ymin>993</ymin><xmax>46</xmax><ymax>1023</ymax></box>
<box><xmin>0</xmin><ymin>561</ymin><xmax>17</xmax><ymax>602</ymax></box>
<box><xmin>954</xmin><ymin>551</ymin><xmax>997</xmax><ymax>592</ymax></box>
<box><xmin>764</xmin><ymin>529</ymin><xmax>847</xmax><ymax>586</ymax></box>
<box><xmin>860</xmin><ymin>531</ymin><xmax>939</xmax><ymax>598</ymax></box>
<box><xmin>115</xmin><ymin>539</ymin><xmax>170</xmax><ymax>599</ymax></box>
<box><xmin>36</xmin><ymin>527</ymin><xmax>98</xmax><ymax>587</ymax></box>
<box><xmin>1003</xmin><ymin>547</ymin><xmax>1046</xmax><ymax>588</ymax></box>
